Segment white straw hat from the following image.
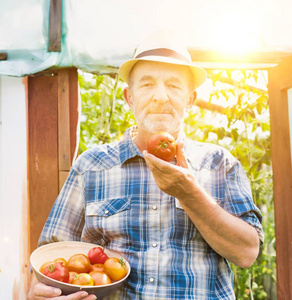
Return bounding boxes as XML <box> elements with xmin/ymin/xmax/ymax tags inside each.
<box><xmin>119</xmin><ymin>30</ymin><xmax>207</xmax><ymax>90</ymax></box>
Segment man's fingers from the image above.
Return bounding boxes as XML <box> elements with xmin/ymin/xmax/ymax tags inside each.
<box><xmin>33</xmin><ymin>283</ymin><xmax>96</xmax><ymax>300</ymax></box>
<box><xmin>143</xmin><ymin>150</ymin><xmax>170</xmax><ymax>172</ymax></box>
<box><xmin>176</xmin><ymin>141</ymin><xmax>188</xmax><ymax>168</ymax></box>
<box><xmin>34</xmin><ymin>283</ymin><xmax>62</xmax><ymax>297</ymax></box>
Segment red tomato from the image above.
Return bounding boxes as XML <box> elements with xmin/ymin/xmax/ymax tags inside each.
<box><xmin>68</xmin><ymin>271</ymin><xmax>79</xmax><ymax>284</ymax></box>
<box><xmin>71</xmin><ymin>273</ymin><xmax>94</xmax><ymax>286</ymax></box>
<box><xmin>89</xmin><ymin>263</ymin><xmax>104</xmax><ymax>272</ymax></box>
<box><xmin>42</xmin><ymin>262</ymin><xmax>70</xmax><ymax>283</ymax></box>
<box><xmin>89</xmin><ymin>271</ymin><xmax>112</xmax><ymax>286</ymax></box>
<box><xmin>147</xmin><ymin>132</ymin><xmax>177</xmax><ymax>162</ymax></box>
<box><xmin>67</xmin><ymin>254</ymin><xmax>91</xmax><ymax>273</ymax></box>
<box><xmin>103</xmin><ymin>258</ymin><xmax>127</xmax><ymax>282</ymax></box>
<box><xmin>87</xmin><ymin>247</ymin><xmax>109</xmax><ymax>264</ymax></box>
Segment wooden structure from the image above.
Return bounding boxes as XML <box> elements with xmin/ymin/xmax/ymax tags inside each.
<box><xmin>268</xmin><ymin>57</ymin><xmax>292</xmax><ymax>300</ymax></box>
<box><xmin>26</xmin><ymin>68</ymin><xmax>78</xmax><ymax>253</ymax></box>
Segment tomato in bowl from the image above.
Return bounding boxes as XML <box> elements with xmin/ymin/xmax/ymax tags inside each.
<box><xmin>30</xmin><ymin>241</ymin><xmax>131</xmax><ymax>299</ymax></box>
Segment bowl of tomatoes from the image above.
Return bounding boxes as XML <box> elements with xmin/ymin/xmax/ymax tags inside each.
<box><xmin>30</xmin><ymin>241</ymin><xmax>131</xmax><ymax>299</ymax></box>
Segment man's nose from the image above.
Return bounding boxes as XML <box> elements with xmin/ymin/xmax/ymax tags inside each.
<box><xmin>153</xmin><ymin>85</ymin><xmax>169</xmax><ymax>103</ymax></box>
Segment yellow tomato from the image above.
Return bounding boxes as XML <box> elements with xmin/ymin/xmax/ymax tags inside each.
<box><xmin>71</xmin><ymin>273</ymin><xmax>94</xmax><ymax>286</ymax></box>
<box><xmin>103</xmin><ymin>258</ymin><xmax>127</xmax><ymax>281</ymax></box>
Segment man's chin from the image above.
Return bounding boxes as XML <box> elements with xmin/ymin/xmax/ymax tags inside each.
<box><xmin>142</xmin><ymin>123</ymin><xmax>175</xmax><ymax>134</ymax></box>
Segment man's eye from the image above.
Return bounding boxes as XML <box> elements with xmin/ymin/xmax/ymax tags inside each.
<box><xmin>141</xmin><ymin>83</ymin><xmax>152</xmax><ymax>87</ymax></box>
<box><xmin>168</xmin><ymin>84</ymin><xmax>180</xmax><ymax>89</ymax></box>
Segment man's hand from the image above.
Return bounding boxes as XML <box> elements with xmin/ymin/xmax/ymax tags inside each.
<box><xmin>143</xmin><ymin>141</ymin><xmax>195</xmax><ymax>200</ymax></box>
<box><xmin>28</xmin><ymin>275</ymin><xmax>97</xmax><ymax>300</ymax></box>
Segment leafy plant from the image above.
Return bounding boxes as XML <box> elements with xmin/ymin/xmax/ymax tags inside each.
<box><xmin>78</xmin><ymin>71</ymin><xmax>135</xmax><ymax>152</ymax></box>
<box><xmin>184</xmin><ymin>69</ymin><xmax>276</xmax><ymax>299</ymax></box>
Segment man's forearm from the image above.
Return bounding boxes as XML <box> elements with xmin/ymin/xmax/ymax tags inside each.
<box><xmin>178</xmin><ymin>183</ymin><xmax>260</xmax><ymax>268</ymax></box>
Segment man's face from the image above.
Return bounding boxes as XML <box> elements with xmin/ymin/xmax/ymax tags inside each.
<box><xmin>125</xmin><ymin>61</ymin><xmax>195</xmax><ymax>136</ymax></box>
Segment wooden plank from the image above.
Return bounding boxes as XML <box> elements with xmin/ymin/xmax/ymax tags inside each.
<box><xmin>26</xmin><ymin>68</ymin><xmax>79</xmax><ymax>253</ymax></box>
<box><xmin>268</xmin><ymin>56</ymin><xmax>292</xmax><ymax>300</ymax></box>
<box><xmin>26</xmin><ymin>75</ymin><xmax>59</xmax><ymax>253</ymax></box>
<box><xmin>0</xmin><ymin>52</ymin><xmax>7</xmax><ymax>60</ymax></box>
<box><xmin>59</xmin><ymin>171</ymin><xmax>70</xmax><ymax>191</ymax></box>
<box><xmin>58</xmin><ymin>69</ymin><xmax>71</xmax><ymax>172</ymax></box>
<box><xmin>68</xmin><ymin>68</ymin><xmax>79</xmax><ymax>162</ymax></box>
<box><xmin>189</xmin><ymin>49</ymin><xmax>292</xmax><ymax>64</ymax></box>
<box><xmin>57</xmin><ymin>68</ymin><xmax>79</xmax><ymax>190</ymax></box>
<box><xmin>48</xmin><ymin>0</ymin><xmax>62</xmax><ymax>52</ymax></box>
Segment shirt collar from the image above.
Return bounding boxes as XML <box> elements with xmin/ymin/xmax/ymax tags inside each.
<box><xmin>119</xmin><ymin>126</ymin><xmax>143</xmax><ymax>165</ymax></box>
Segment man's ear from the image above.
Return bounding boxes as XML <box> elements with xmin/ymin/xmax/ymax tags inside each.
<box><xmin>187</xmin><ymin>90</ymin><xmax>197</xmax><ymax>110</ymax></box>
<box><xmin>123</xmin><ymin>87</ymin><xmax>133</xmax><ymax>108</ymax></box>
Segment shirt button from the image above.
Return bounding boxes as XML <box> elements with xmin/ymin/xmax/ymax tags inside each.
<box><xmin>149</xmin><ymin>277</ymin><xmax>155</xmax><ymax>283</ymax></box>
<box><xmin>104</xmin><ymin>210</ymin><xmax>109</xmax><ymax>215</ymax></box>
<box><xmin>152</xmin><ymin>243</ymin><xmax>157</xmax><ymax>248</ymax></box>
<box><xmin>152</xmin><ymin>205</ymin><xmax>157</xmax><ymax>210</ymax></box>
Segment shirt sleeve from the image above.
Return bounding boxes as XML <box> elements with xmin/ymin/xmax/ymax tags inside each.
<box><xmin>38</xmin><ymin>167</ymin><xmax>85</xmax><ymax>246</ymax></box>
<box><xmin>223</xmin><ymin>161</ymin><xmax>264</xmax><ymax>245</ymax></box>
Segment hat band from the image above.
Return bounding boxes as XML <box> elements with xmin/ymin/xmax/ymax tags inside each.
<box><xmin>135</xmin><ymin>48</ymin><xmax>191</xmax><ymax>64</ymax></box>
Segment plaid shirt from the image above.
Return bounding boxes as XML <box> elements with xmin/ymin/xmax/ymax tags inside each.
<box><xmin>39</xmin><ymin>126</ymin><xmax>264</xmax><ymax>300</ymax></box>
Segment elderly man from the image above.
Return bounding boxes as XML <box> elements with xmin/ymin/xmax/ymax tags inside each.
<box><xmin>28</xmin><ymin>31</ymin><xmax>263</xmax><ymax>300</ymax></box>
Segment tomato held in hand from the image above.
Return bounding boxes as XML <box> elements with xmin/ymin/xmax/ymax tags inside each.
<box><xmin>71</xmin><ymin>273</ymin><xmax>94</xmax><ymax>286</ymax></box>
<box><xmin>89</xmin><ymin>271</ymin><xmax>112</xmax><ymax>286</ymax></box>
<box><xmin>42</xmin><ymin>262</ymin><xmax>70</xmax><ymax>283</ymax></box>
<box><xmin>104</xmin><ymin>258</ymin><xmax>127</xmax><ymax>282</ymax></box>
<box><xmin>147</xmin><ymin>132</ymin><xmax>177</xmax><ymax>162</ymax></box>
<box><xmin>67</xmin><ymin>254</ymin><xmax>91</xmax><ymax>273</ymax></box>
<box><xmin>88</xmin><ymin>247</ymin><xmax>109</xmax><ymax>264</ymax></box>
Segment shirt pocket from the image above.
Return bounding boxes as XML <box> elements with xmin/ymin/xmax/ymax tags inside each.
<box><xmin>86</xmin><ymin>197</ymin><xmax>131</xmax><ymax>217</ymax></box>
<box><xmin>84</xmin><ymin>198</ymin><xmax>131</xmax><ymax>246</ymax></box>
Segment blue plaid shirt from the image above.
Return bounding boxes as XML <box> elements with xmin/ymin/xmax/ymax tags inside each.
<box><xmin>39</xmin><ymin>126</ymin><xmax>264</xmax><ymax>299</ymax></box>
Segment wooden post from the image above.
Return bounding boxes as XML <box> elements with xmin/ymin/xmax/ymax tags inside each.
<box><xmin>48</xmin><ymin>0</ymin><xmax>62</xmax><ymax>52</ymax></box>
<box><xmin>268</xmin><ymin>56</ymin><xmax>292</xmax><ymax>300</ymax></box>
<box><xmin>26</xmin><ymin>75</ymin><xmax>59</xmax><ymax>253</ymax></box>
<box><xmin>26</xmin><ymin>68</ymin><xmax>78</xmax><ymax>254</ymax></box>
<box><xmin>0</xmin><ymin>52</ymin><xmax>7</xmax><ymax>60</ymax></box>
<box><xmin>58</xmin><ymin>68</ymin><xmax>78</xmax><ymax>189</ymax></box>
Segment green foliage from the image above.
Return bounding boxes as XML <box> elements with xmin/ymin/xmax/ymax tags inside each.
<box><xmin>78</xmin><ymin>69</ymin><xmax>276</xmax><ymax>299</ymax></box>
<box><xmin>184</xmin><ymin>69</ymin><xmax>276</xmax><ymax>299</ymax></box>
<box><xmin>78</xmin><ymin>71</ymin><xmax>135</xmax><ymax>152</ymax></box>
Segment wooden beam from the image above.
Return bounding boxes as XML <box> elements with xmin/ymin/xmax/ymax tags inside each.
<box><xmin>26</xmin><ymin>68</ymin><xmax>79</xmax><ymax>253</ymax></box>
<box><xmin>57</xmin><ymin>68</ymin><xmax>79</xmax><ymax>190</ymax></box>
<box><xmin>58</xmin><ymin>69</ymin><xmax>71</xmax><ymax>171</ymax></box>
<box><xmin>189</xmin><ymin>49</ymin><xmax>292</xmax><ymax>64</ymax></box>
<box><xmin>26</xmin><ymin>75</ymin><xmax>59</xmax><ymax>253</ymax></box>
<box><xmin>268</xmin><ymin>55</ymin><xmax>292</xmax><ymax>300</ymax></box>
<box><xmin>48</xmin><ymin>0</ymin><xmax>62</xmax><ymax>52</ymax></box>
<box><xmin>0</xmin><ymin>52</ymin><xmax>7</xmax><ymax>60</ymax></box>
<box><xmin>188</xmin><ymin>49</ymin><xmax>292</xmax><ymax>70</ymax></box>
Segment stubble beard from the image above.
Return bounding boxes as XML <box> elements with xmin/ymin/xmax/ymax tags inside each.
<box><xmin>134</xmin><ymin>109</ymin><xmax>183</xmax><ymax>134</ymax></box>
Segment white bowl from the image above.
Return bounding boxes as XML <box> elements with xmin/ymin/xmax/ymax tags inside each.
<box><xmin>30</xmin><ymin>241</ymin><xmax>131</xmax><ymax>299</ymax></box>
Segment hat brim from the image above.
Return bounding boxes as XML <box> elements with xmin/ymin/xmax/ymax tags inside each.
<box><xmin>119</xmin><ymin>56</ymin><xmax>207</xmax><ymax>90</ymax></box>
